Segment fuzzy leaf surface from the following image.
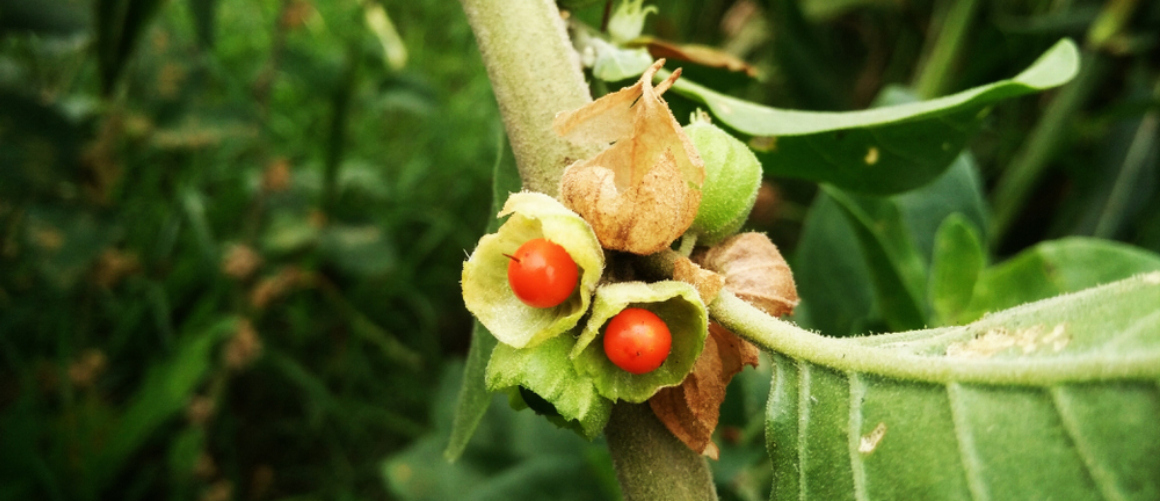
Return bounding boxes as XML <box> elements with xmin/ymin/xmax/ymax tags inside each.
<box><xmin>709</xmin><ymin>273</ymin><xmax>1160</xmax><ymax>501</ymax></box>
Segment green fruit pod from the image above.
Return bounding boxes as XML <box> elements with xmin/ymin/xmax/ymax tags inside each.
<box><xmin>461</xmin><ymin>192</ymin><xmax>604</xmax><ymax>349</ymax></box>
<box><xmin>684</xmin><ymin>119</ymin><xmax>763</xmax><ymax>247</ymax></box>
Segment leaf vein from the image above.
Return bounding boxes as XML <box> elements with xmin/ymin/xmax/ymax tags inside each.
<box><xmin>848</xmin><ymin>372</ymin><xmax>870</xmax><ymax>501</ymax></box>
<box><xmin>947</xmin><ymin>383</ymin><xmax>988</xmax><ymax>501</ymax></box>
<box><xmin>1050</xmin><ymin>386</ymin><xmax>1125</xmax><ymax>501</ymax></box>
<box><xmin>798</xmin><ymin>361</ymin><xmax>812</xmax><ymax>501</ymax></box>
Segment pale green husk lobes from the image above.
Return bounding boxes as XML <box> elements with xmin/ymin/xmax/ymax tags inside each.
<box><xmin>684</xmin><ymin>121</ymin><xmax>763</xmax><ymax>246</ymax></box>
<box><xmin>461</xmin><ymin>192</ymin><xmax>604</xmax><ymax>349</ymax></box>
<box><xmin>572</xmin><ymin>281</ymin><xmax>708</xmax><ymax>403</ymax></box>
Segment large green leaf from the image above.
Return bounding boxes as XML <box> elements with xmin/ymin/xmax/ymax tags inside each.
<box><xmin>709</xmin><ymin>273</ymin><xmax>1160</xmax><ymax>501</ymax></box>
<box><xmin>666</xmin><ymin>39</ymin><xmax>1079</xmax><ymax>194</ymax></box>
<box><xmin>959</xmin><ymin>237</ymin><xmax>1160</xmax><ymax>324</ymax></box>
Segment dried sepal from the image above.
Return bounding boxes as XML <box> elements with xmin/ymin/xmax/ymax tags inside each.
<box><xmin>649</xmin><ymin>323</ymin><xmax>759</xmax><ymax>458</ymax></box>
<box><xmin>698</xmin><ymin>232</ymin><xmax>798</xmax><ymax>316</ymax></box>
<box><xmin>461</xmin><ymin>192</ymin><xmax>604</xmax><ymax>349</ymax></box>
<box><xmin>673</xmin><ymin>256</ymin><xmax>724</xmax><ymax>304</ymax></box>
<box><xmin>555</xmin><ymin>60</ymin><xmax>705</xmax><ymax>255</ymax></box>
<box><xmin>571</xmin><ymin>281</ymin><xmax>708</xmax><ymax>403</ymax></box>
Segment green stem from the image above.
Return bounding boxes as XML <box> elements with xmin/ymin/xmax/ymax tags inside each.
<box><xmin>458</xmin><ymin>2</ymin><xmax>717</xmax><ymax>498</ymax></box>
<box><xmin>458</xmin><ymin>0</ymin><xmax>601</xmax><ymax>195</ymax></box>
<box><xmin>912</xmin><ymin>0</ymin><xmax>979</xmax><ymax>99</ymax></box>
<box><xmin>709</xmin><ymin>291</ymin><xmax>1160</xmax><ymax>385</ymax></box>
<box><xmin>604</xmin><ymin>402</ymin><xmax>719</xmax><ymax>501</ymax></box>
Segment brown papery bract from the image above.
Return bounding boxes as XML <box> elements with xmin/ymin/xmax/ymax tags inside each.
<box><xmin>649</xmin><ymin>323</ymin><xmax>759</xmax><ymax>459</ymax></box>
<box><xmin>554</xmin><ymin>60</ymin><xmax>704</xmax><ymax>255</ymax></box>
<box><xmin>698</xmin><ymin>232</ymin><xmax>798</xmax><ymax>317</ymax></box>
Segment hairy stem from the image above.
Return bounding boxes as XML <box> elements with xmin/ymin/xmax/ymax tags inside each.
<box><xmin>604</xmin><ymin>402</ymin><xmax>719</xmax><ymax>501</ymax></box>
<box><xmin>458</xmin><ymin>0</ymin><xmax>600</xmax><ymax>195</ymax></box>
<box><xmin>458</xmin><ymin>2</ymin><xmax>716</xmax><ymax>498</ymax></box>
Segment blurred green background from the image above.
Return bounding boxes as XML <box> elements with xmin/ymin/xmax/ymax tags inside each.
<box><xmin>1</xmin><ymin>0</ymin><xmax>1156</xmax><ymax>500</ymax></box>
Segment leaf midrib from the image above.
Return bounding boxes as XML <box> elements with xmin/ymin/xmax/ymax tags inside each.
<box><xmin>709</xmin><ymin>277</ymin><xmax>1160</xmax><ymax>386</ymax></box>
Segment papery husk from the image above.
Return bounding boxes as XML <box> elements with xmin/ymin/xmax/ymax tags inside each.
<box><xmin>571</xmin><ymin>281</ymin><xmax>708</xmax><ymax>403</ymax></box>
<box><xmin>698</xmin><ymin>232</ymin><xmax>798</xmax><ymax>317</ymax></box>
<box><xmin>673</xmin><ymin>256</ymin><xmax>724</xmax><ymax>305</ymax></box>
<box><xmin>461</xmin><ymin>192</ymin><xmax>604</xmax><ymax>349</ymax></box>
<box><xmin>554</xmin><ymin>60</ymin><xmax>704</xmax><ymax>255</ymax></box>
<box><xmin>649</xmin><ymin>322</ymin><xmax>759</xmax><ymax>458</ymax></box>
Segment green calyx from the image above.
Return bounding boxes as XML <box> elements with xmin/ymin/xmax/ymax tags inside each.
<box><xmin>571</xmin><ymin>281</ymin><xmax>708</xmax><ymax>403</ymax></box>
<box><xmin>485</xmin><ymin>334</ymin><xmax>614</xmax><ymax>439</ymax></box>
<box><xmin>462</xmin><ymin>192</ymin><xmax>604</xmax><ymax>349</ymax></box>
<box><xmin>684</xmin><ymin>119</ymin><xmax>763</xmax><ymax>247</ymax></box>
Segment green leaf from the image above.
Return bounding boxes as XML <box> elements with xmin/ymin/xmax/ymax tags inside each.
<box><xmin>592</xmin><ymin>43</ymin><xmax>654</xmax><ymax>83</ymax></box>
<box><xmin>445</xmin><ymin>139</ymin><xmax>520</xmax><ymax>461</ymax></box>
<box><xmin>95</xmin><ymin>0</ymin><xmax>166</xmax><ymax>95</ymax></box>
<box><xmin>92</xmin><ymin>318</ymin><xmax>236</xmax><ymax>491</ymax></box>
<box><xmin>824</xmin><ymin>187</ymin><xmax>928</xmax><ymax>332</ymax></box>
<box><xmin>794</xmin><ymin>154</ymin><xmax>987</xmax><ymax>335</ymax></box>
<box><xmin>571</xmin><ymin>281</ymin><xmax>707</xmax><ymax>403</ymax></box>
<box><xmin>485</xmin><ymin>334</ymin><xmax>613</xmax><ymax>439</ymax></box>
<box><xmin>187</xmin><ymin>0</ymin><xmax>216</xmax><ymax>49</ymax></box>
<box><xmin>710</xmin><ymin>273</ymin><xmax>1160</xmax><ymax>501</ymax></box>
<box><xmin>928</xmin><ymin>214</ymin><xmax>986</xmax><ymax>326</ymax></box>
<box><xmin>444</xmin><ymin>320</ymin><xmax>497</xmax><ymax>462</ymax></box>
<box><xmin>0</xmin><ymin>0</ymin><xmax>90</xmax><ymax>35</ymax></box>
<box><xmin>960</xmin><ymin>237</ymin><xmax>1160</xmax><ymax>323</ymax></box>
<box><xmin>666</xmin><ymin>39</ymin><xmax>1079</xmax><ymax>194</ymax></box>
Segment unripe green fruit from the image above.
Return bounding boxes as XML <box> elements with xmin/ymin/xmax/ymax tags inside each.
<box><xmin>684</xmin><ymin>120</ymin><xmax>763</xmax><ymax>247</ymax></box>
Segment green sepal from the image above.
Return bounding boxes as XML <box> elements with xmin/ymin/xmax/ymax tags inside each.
<box><xmin>571</xmin><ymin>281</ymin><xmax>708</xmax><ymax>403</ymax></box>
<box><xmin>684</xmin><ymin>120</ymin><xmax>763</xmax><ymax>246</ymax></box>
<box><xmin>462</xmin><ymin>192</ymin><xmax>605</xmax><ymax>349</ymax></box>
<box><xmin>485</xmin><ymin>334</ymin><xmax>614</xmax><ymax>439</ymax></box>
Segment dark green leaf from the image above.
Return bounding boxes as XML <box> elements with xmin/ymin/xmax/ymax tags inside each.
<box><xmin>824</xmin><ymin>187</ymin><xmax>928</xmax><ymax>331</ymax></box>
<box><xmin>929</xmin><ymin>214</ymin><xmax>986</xmax><ymax>326</ymax></box>
<box><xmin>666</xmin><ymin>39</ymin><xmax>1079</xmax><ymax>194</ymax></box>
<box><xmin>93</xmin><ymin>318</ymin><xmax>236</xmax><ymax>491</ymax></box>
<box><xmin>710</xmin><ymin>272</ymin><xmax>1160</xmax><ymax>501</ymax></box>
<box><xmin>95</xmin><ymin>0</ymin><xmax>166</xmax><ymax>94</ymax></box>
<box><xmin>0</xmin><ymin>0</ymin><xmax>90</xmax><ymax>35</ymax></box>
<box><xmin>795</xmin><ymin>154</ymin><xmax>987</xmax><ymax>335</ymax></box>
<box><xmin>187</xmin><ymin>0</ymin><xmax>216</xmax><ymax>49</ymax></box>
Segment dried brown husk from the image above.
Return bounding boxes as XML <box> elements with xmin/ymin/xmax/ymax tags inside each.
<box><xmin>649</xmin><ymin>323</ymin><xmax>760</xmax><ymax>459</ymax></box>
<box><xmin>673</xmin><ymin>255</ymin><xmax>723</xmax><ymax>304</ymax></box>
<box><xmin>554</xmin><ymin>60</ymin><xmax>704</xmax><ymax>255</ymax></box>
<box><xmin>698</xmin><ymin>232</ymin><xmax>798</xmax><ymax>317</ymax></box>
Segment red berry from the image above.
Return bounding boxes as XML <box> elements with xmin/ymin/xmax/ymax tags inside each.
<box><xmin>602</xmin><ymin>308</ymin><xmax>672</xmax><ymax>374</ymax></box>
<box><xmin>506</xmin><ymin>238</ymin><xmax>579</xmax><ymax>308</ymax></box>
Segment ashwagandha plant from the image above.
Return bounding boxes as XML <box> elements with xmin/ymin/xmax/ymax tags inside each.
<box><xmin>446</xmin><ymin>1</ymin><xmax>1160</xmax><ymax>500</ymax></box>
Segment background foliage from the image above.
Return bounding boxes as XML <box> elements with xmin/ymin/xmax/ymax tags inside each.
<box><xmin>1</xmin><ymin>0</ymin><xmax>1157</xmax><ymax>500</ymax></box>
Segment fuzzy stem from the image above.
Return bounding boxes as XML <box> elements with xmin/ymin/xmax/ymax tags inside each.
<box><xmin>458</xmin><ymin>0</ymin><xmax>600</xmax><ymax>195</ymax></box>
<box><xmin>604</xmin><ymin>402</ymin><xmax>719</xmax><ymax>501</ymax></box>
<box><xmin>458</xmin><ymin>2</ymin><xmax>717</xmax><ymax>499</ymax></box>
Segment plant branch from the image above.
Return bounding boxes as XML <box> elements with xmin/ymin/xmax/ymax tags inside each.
<box><xmin>458</xmin><ymin>0</ymin><xmax>600</xmax><ymax>195</ymax></box>
<box><xmin>604</xmin><ymin>402</ymin><xmax>719</xmax><ymax>501</ymax></box>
